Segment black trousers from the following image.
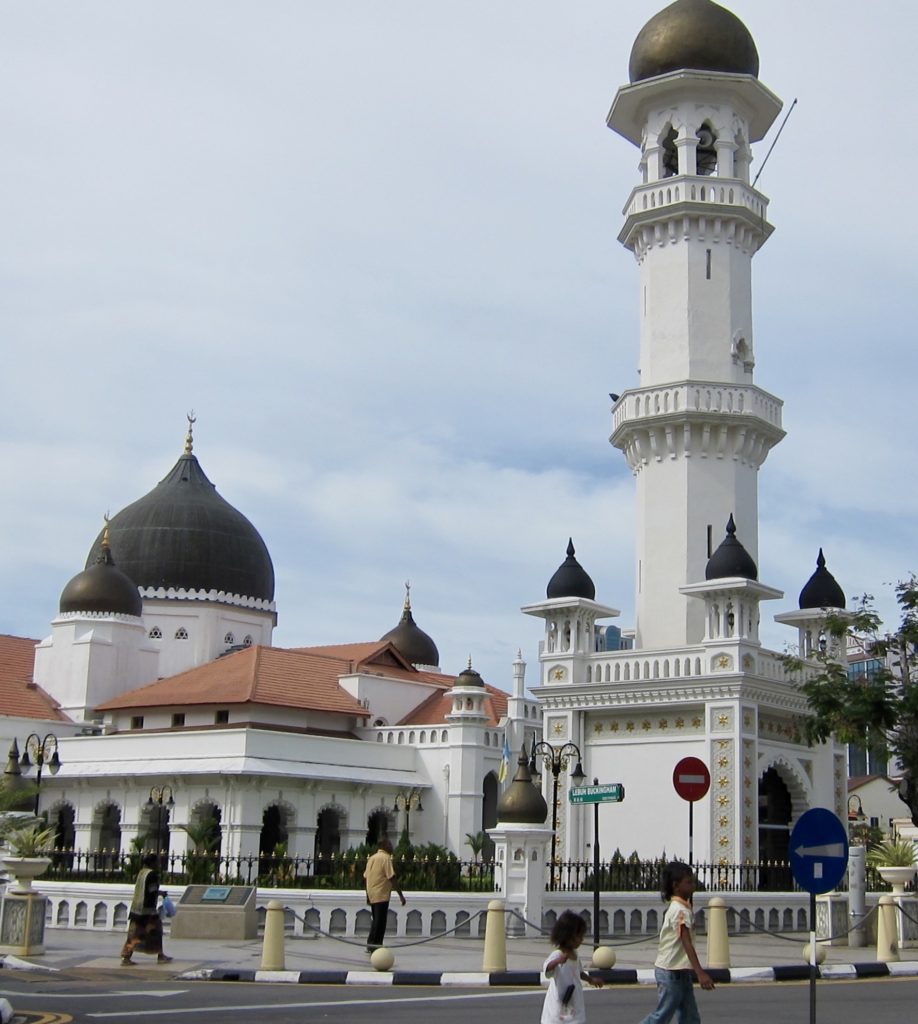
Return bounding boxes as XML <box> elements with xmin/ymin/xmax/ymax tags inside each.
<box><xmin>367</xmin><ymin>900</ymin><xmax>390</xmax><ymax>949</ymax></box>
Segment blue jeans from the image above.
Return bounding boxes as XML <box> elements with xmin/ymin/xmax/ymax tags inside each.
<box><xmin>639</xmin><ymin>968</ymin><xmax>701</xmax><ymax>1024</ymax></box>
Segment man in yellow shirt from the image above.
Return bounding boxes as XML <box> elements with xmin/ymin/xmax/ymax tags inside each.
<box><xmin>363</xmin><ymin>838</ymin><xmax>406</xmax><ymax>953</ymax></box>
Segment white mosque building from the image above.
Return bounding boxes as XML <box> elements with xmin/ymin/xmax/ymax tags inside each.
<box><xmin>1</xmin><ymin>0</ymin><xmax>846</xmax><ymax>871</ymax></box>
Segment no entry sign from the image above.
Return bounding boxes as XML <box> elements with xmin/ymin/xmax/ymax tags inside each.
<box><xmin>673</xmin><ymin>757</ymin><xmax>711</xmax><ymax>802</ymax></box>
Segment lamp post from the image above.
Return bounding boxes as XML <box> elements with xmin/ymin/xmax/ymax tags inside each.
<box><xmin>394</xmin><ymin>788</ymin><xmax>423</xmax><ymax>842</ymax></box>
<box><xmin>529</xmin><ymin>739</ymin><xmax>585</xmax><ymax>890</ymax></box>
<box><xmin>19</xmin><ymin>733</ymin><xmax>62</xmax><ymax>816</ymax></box>
<box><xmin>147</xmin><ymin>785</ymin><xmax>175</xmax><ymax>865</ymax></box>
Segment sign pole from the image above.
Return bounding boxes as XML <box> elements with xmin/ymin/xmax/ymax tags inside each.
<box><xmin>688</xmin><ymin>801</ymin><xmax>694</xmax><ymax>868</ymax></box>
<box><xmin>809</xmin><ymin>891</ymin><xmax>817</xmax><ymax>1024</ymax></box>
<box><xmin>593</xmin><ymin>778</ymin><xmax>600</xmax><ymax>947</ymax></box>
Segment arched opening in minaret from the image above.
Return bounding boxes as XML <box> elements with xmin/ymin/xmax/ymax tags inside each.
<box><xmin>696</xmin><ymin>122</ymin><xmax>718</xmax><ymax>176</ymax></box>
<box><xmin>661</xmin><ymin>124</ymin><xmax>678</xmax><ymax>178</ymax></box>
<box><xmin>734</xmin><ymin>132</ymin><xmax>751</xmax><ymax>183</ymax></box>
<box><xmin>758</xmin><ymin>768</ymin><xmax>792</xmax><ymax>889</ymax></box>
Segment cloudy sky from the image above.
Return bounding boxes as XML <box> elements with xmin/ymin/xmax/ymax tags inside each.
<box><xmin>2</xmin><ymin>1</ymin><xmax>915</xmax><ymax>692</ymax></box>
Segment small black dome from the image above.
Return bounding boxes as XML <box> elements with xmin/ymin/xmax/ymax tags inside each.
<box><xmin>455</xmin><ymin>662</ymin><xmax>485</xmax><ymax>687</ymax></box>
<box><xmin>799</xmin><ymin>549</ymin><xmax>846</xmax><ymax>610</ymax></box>
<box><xmin>60</xmin><ymin>539</ymin><xmax>143</xmax><ymax>617</ymax></box>
<box><xmin>629</xmin><ymin>0</ymin><xmax>760</xmax><ymax>84</ymax></box>
<box><xmin>86</xmin><ymin>444</ymin><xmax>274</xmax><ymax>603</ymax></box>
<box><xmin>496</xmin><ymin>749</ymin><xmax>548</xmax><ymax>824</ymax></box>
<box><xmin>547</xmin><ymin>539</ymin><xmax>596</xmax><ymax>600</ymax></box>
<box><xmin>380</xmin><ymin>590</ymin><xmax>439</xmax><ymax>668</ymax></box>
<box><xmin>705</xmin><ymin>515</ymin><xmax>758</xmax><ymax>580</ymax></box>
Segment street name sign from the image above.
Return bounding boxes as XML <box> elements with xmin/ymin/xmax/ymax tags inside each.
<box><xmin>790</xmin><ymin>807</ymin><xmax>849</xmax><ymax>894</ymax></box>
<box><xmin>569</xmin><ymin>783</ymin><xmax>625</xmax><ymax>805</ymax></box>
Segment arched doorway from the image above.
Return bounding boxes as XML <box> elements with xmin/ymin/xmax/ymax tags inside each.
<box><xmin>481</xmin><ymin>772</ymin><xmax>498</xmax><ymax>862</ymax></box>
<box><xmin>260</xmin><ymin>805</ymin><xmax>288</xmax><ymax>857</ymax></box>
<box><xmin>54</xmin><ymin>804</ymin><xmax>76</xmax><ymax>850</ymax></box>
<box><xmin>758</xmin><ymin>767</ymin><xmax>792</xmax><ymax>890</ymax></box>
<box><xmin>366</xmin><ymin>809</ymin><xmax>390</xmax><ymax>848</ymax></box>
<box><xmin>314</xmin><ymin>807</ymin><xmax>341</xmax><ymax>875</ymax></box>
<box><xmin>93</xmin><ymin>802</ymin><xmax>122</xmax><ymax>870</ymax></box>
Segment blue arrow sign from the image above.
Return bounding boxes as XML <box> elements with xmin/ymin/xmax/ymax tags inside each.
<box><xmin>789</xmin><ymin>807</ymin><xmax>849</xmax><ymax>895</ymax></box>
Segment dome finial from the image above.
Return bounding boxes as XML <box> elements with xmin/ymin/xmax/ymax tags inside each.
<box><xmin>726</xmin><ymin>513</ymin><xmax>737</xmax><ymax>536</ymax></box>
<box><xmin>404</xmin><ymin>579</ymin><xmax>411</xmax><ymax>612</ymax></box>
<box><xmin>184</xmin><ymin>410</ymin><xmax>196</xmax><ymax>454</ymax></box>
<box><xmin>101</xmin><ymin>511</ymin><xmax>111</xmax><ymax>548</ymax></box>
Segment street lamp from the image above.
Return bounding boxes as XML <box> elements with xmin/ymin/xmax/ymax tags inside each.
<box><xmin>394</xmin><ymin>788</ymin><xmax>423</xmax><ymax>841</ymax></box>
<box><xmin>19</xmin><ymin>733</ymin><xmax>62</xmax><ymax>815</ymax></box>
<box><xmin>147</xmin><ymin>785</ymin><xmax>175</xmax><ymax>865</ymax></box>
<box><xmin>529</xmin><ymin>738</ymin><xmax>586</xmax><ymax>890</ymax></box>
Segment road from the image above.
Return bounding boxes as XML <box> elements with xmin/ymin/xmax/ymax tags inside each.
<box><xmin>3</xmin><ymin>976</ymin><xmax>917</xmax><ymax>1023</ymax></box>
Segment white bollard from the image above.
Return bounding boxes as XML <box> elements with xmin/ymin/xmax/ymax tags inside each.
<box><xmin>482</xmin><ymin>899</ymin><xmax>507</xmax><ymax>972</ymax></box>
<box><xmin>705</xmin><ymin>897</ymin><xmax>730</xmax><ymax>969</ymax></box>
<box><xmin>261</xmin><ymin>899</ymin><xmax>286</xmax><ymax>971</ymax></box>
<box><xmin>876</xmin><ymin>895</ymin><xmax>899</xmax><ymax>963</ymax></box>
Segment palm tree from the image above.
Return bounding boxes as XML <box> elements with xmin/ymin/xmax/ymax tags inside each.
<box><xmin>465</xmin><ymin>830</ymin><xmax>486</xmax><ymax>863</ymax></box>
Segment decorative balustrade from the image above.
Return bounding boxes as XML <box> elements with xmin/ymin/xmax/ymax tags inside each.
<box><xmin>623</xmin><ymin>176</ymin><xmax>768</xmax><ymax>221</ymax></box>
<box><xmin>583</xmin><ymin>646</ymin><xmax>791</xmax><ymax>686</ymax></box>
<box><xmin>612</xmin><ymin>382</ymin><xmax>783</xmax><ymax>434</ymax></box>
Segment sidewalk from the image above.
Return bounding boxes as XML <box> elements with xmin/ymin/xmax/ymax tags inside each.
<box><xmin>4</xmin><ymin>926</ymin><xmax>918</xmax><ymax>986</ymax></box>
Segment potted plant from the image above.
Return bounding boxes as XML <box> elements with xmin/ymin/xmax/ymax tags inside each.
<box><xmin>867</xmin><ymin>839</ymin><xmax>918</xmax><ymax>894</ymax></box>
<box><xmin>1</xmin><ymin>824</ymin><xmax>56</xmax><ymax>891</ymax></box>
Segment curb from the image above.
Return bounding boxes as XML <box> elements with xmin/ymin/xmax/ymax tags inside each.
<box><xmin>178</xmin><ymin>961</ymin><xmax>918</xmax><ymax>987</ymax></box>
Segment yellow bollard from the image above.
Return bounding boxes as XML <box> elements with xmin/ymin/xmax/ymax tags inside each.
<box><xmin>261</xmin><ymin>899</ymin><xmax>286</xmax><ymax>971</ymax></box>
<box><xmin>705</xmin><ymin>897</ymin><xmax>730</xmax><ymax>969</ymax></box>
<box><xmin>876</xmin><ymin>896</ymin><xmax>899</xmax><ymax>963</ymax></box>
<box><xmin>482</xmin><ymin>899</ymin><xmax>507</xmax><ymax>973</ymax></box>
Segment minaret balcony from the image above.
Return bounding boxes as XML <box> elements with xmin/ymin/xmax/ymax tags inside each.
<box><xmin>619</xmin><ymin>177</ymin><xmax>772</xmax><ymax>253</ymax></box>
<box><xmin>611</xmin><ymin>381</ymin><xmax>784</xmax><ymax>471</ymax></box>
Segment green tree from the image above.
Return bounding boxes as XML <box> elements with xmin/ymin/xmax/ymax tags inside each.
<box><xmin>464</xmin><ymin>830</ymin><xmax>486</xmax><ymax>863</ymax></box>
<box><xmin>784</xmin><ymin>577</ymin><xmax>918</xmax><ymax>827</ymax></box>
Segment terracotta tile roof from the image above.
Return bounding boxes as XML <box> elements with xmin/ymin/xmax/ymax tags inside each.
<box><xmin>0</xmin><ymin>634</ymin><xmax>69</xmax><ymax>722</ymax></box>
<box><xmin>400</xmin><ymin>684</ymin><xmax>508</xmax><ymax>727</ymax></box>
<box><xmin>96</xmin><ymin>645</ymin><xmax>369</xmax><ymax>716</ymax></box>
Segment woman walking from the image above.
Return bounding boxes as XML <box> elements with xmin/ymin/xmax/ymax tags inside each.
<box><xmin>120</xmin><ymin>853</ymin><xmax>173</xmax><ymax>965</ymax></box>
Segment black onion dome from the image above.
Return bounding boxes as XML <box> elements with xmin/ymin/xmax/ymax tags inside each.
<box><xmin>629</xmin><ymin>0</ymin><xmax>760</xmax><ymax>84</ymax></box>
<box><xmin>86</xmin><ymin>449</ymin><xmax>275</xmax><ymax>602</ymax></box>
<box><xmin>380</xmin><ymin>592</ymin><xmax>439</xmax><ymax>667</ymax></box>
<box><xmin>496</xmin><ymin>750</ymin><xmax>548</xmax><ymax>824</ymax></box>
<box><xmin>547</xmin><ymin>539</ymin><xmax>596</xmax><ymax>600</ymax></box>
<box><xmin>60</xmin><ymin>538</ymin><xmax>143</xmax><ymax>617</ymax></box>
<box><xmin>705</xmin><ymin>514</ymin><xmax>758</xmax><ymax>580</ymax></box>
<box><xmin>799</xmin><ymin>549</ymin><xmax>846</xmax><ymax>610</ymax></box>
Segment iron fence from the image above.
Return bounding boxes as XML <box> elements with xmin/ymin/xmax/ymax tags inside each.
<box><xmin>40</xmin><ymin>849</ymin><xmax>496</xmax><ymax>892</ymax></box>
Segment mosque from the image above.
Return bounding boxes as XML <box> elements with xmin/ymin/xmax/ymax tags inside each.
<box><xmin>1</xmin><ymin>0</ymin><xmax>847</xmax><ymax>869</ymax></box>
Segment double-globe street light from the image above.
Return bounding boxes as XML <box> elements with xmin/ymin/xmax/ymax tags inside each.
<box><xmin>19</xmin><ymin>733</ymin><xmax>62</xmax><ymax>816</ymax></box>
<box><xmin>394</xmin><ymin>788</ymin><xmax>423</xmax><ymax>841</ymax></box>
<box><xmin>528</xmin><ymin>739</ymin><xmax>585</xmax><ymax>890</ymax></box>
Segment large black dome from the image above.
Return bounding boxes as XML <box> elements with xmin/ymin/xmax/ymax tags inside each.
<box><xmin>60</xmin><ymin>540</ymin><xmax>143</xmax><ymax>617</ymax></box>
<box><xmin>380</xmin><ymin>590</ymin><xmax>439</xmax><ymax>668</ymax></box>
<box><xmin>86</xmin><ymin>447</ymin><xmax>274</xmax><ymax>602</ymax></box>
<box><xmin>705</xmin><ymin>515</ymin><xmax>758</xmax><ymax>581</ymax></box>
<box><xmin>629</xmin><ymin>0</ymin><xmax>760</xmax><ymax>84</ymax></box>
<box><xmin>546</xmin><ymin>539</ymin><xmax>596</xmax><ymax>600</ymax></box>
<box><xmin>799</xmin><ymin>549</ymin><xmax>846</xmax><ymax>610</ymax></box>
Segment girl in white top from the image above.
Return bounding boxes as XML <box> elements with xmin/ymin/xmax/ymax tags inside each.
<box><xmin>639</xmin><ymin>861</ymin><xmax>714</xmax><ymax>1024</ymax></box>
<box><xmin>541</xmin><ymin>910</ymin><xmax>603</xmax><ymax>1024</ymax></box>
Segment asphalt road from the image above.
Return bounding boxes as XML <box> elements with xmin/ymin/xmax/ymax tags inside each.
<box><xmin>4</xmin><ymin>976</ymin><xmax>918</xmax><ymax>1023</ymax></box>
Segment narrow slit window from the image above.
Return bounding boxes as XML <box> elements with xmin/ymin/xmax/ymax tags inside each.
<box><xmin>706</xmin><ymin>249</ymin><xmax>712</xmax><ymax>279</ymax></box>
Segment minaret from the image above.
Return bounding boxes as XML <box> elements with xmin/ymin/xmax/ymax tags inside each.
<box><xmin>606</xmin><ymin>0</ymin><xmax>785</xmax><ymax>650</ymax></box>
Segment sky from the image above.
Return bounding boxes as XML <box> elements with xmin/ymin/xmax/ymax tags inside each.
<box><xmin>2</xmin><ymin>1</ymin><xmax>916</xmax><ymax>693</ymax></box>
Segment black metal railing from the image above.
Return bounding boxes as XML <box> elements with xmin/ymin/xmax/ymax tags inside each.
<box><xmin>550</xmin><ymin>859</ymin><xmax>796</xmax><ymax>893</ymax></box>
<box><xmin>41</xmin><ymin>849</ymin><xmax>496</xmax><ymax>892</ymax></box>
